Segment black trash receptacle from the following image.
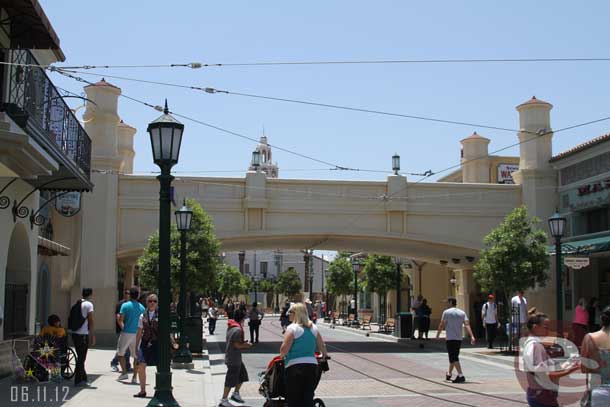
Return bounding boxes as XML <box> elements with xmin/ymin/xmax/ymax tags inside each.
<box><xmin>395</xmin><ymin>312</ymin><xmax>413</xmax><ymax>338</ymax></box>
<box><xmin>183</xmin><ymin>316</ymin><xmax>203</xmax><ymax>353</ymax></box>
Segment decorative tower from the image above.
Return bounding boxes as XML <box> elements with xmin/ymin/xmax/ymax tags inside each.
<box><xmin>460</xmin><ymin>131</ymin><xmax>490</xmax><ymax>183</ymax></box>
<box><xmin>511</xmin><ymin>96</ymin><xmax>557</xmax><ymax>218</ymax></box>
<box><xmin>117</xmin><ymin>120</ymin><xmax>136</xmax><ymax>174</ymax></box>
<box><xmin>248</xmin><ymin>135</ymin><xmax>279</xmax><ymax>178</ymax></box>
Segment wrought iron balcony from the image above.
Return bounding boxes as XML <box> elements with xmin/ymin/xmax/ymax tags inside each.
<box><xmin>2</xmin><ymin>49</ymin><xmax>92</xmax><ymax>191</ymax></box>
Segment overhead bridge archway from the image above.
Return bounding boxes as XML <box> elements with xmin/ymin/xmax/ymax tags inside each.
<box><xmin>116</xmin><ymin>172</ymin><xmax>521</xmax><ymax>265</ymax></box>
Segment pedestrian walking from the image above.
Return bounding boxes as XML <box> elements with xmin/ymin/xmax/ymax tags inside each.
<box><xmin>117</xmin><ymin>287</ymin><xmax>144</xmax><ymax>382</ymax></box>
<box><xmin>436</xmin><ymin>297</ymin><xmax>476</xmax><ymax>383</ymax></box>
<box><xmin>580</xmin><ymin>305</ymin><xmax>610</xmax><ymax>405</ymax></box>
<box><xmin>279</xmin><ymin>302</ymin><xmax>329</xmax><ymax>407</ymax></box>
<box><xmin>416</xmin><ymin>299</ymin><xmax>432</xmax><ymax>340</ymax></box>
<box><xmin>111</xmin><ymin>289</ymin><xmax>132</xmax><ymax>372</ymax></box>
<box><xmin>68</xmin><ymin>287</ymin><xmax>95</xmax><ymax>387</ymax></box>
<box><xmin>482</xmin><ymin>294</ymin><xmax>499</xmax><ymax>349</ymax></box>
<box><xmin>511</xmin><ymin>290</ymin><xmax>529</xmax><ymax>334</ymax></box>
<box><xmin>133</xmin><ymin>294</ymin><xmax>159</xmax><ymax>398</ymax></box>
<box><xmin>226</xmin><ymin>300</ymin><xmax>235</xmax><ymax>320</ymax></box>
<box><xmin>208</xmin><ymin>302</ymin><xmax>218</xmax><ymax>335</ymax></box>
<box><xmin>522</xmin><ymin>312</ymin><xmax>579</xmax><ymax>407</ymax></box>
<box><xmin>219</xmin><ymin>309</ymin><xmax>252</xmax><ymax>407</ymax></box>
<box><xmin>411</xmin><ymin>295</ymin><xmax>423</xmax><ymax>339</ymax></box>
<box><xmin>280</xmin><ymin>301</ymin><xmax>290</xmax><ymax>334</ymax></box>
<box><xmin>588</xmin><ymin>297</ymin><xmax>600</xmax><ymax>332</ymax></box>
<box><xmin>248</xmin><ymin>302</ymin><xmax>263</xmax><ymax>343</ymax></box>
<box><xmin>572</xmin><ymin>298</ymin><xmax>589</xmax><ymax>347</ymax></box>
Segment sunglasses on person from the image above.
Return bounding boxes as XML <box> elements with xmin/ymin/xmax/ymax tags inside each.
<box><xmin>148</xmin><ymin>299</ymin><xmax>158</xmax><ymax>303</ymax></box>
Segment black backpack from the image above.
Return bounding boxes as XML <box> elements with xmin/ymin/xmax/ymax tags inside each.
<box><xmin>68</xmin><ymin>299</ymin><xmax>86</xmax><ymax>331</ymax></box>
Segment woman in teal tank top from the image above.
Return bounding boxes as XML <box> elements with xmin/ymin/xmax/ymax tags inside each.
<box><xmin>280</xmin><ymin>302</ymin><xmax>329</xmax><ymax>407</ymax></box>
<box><xmin>581</xmin><ymin>306</ymin><xmax>610</xmax><ymax>405</ymax></box>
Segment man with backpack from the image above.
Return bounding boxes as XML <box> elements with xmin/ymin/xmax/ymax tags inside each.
<box><xmin>68</xmin><ymin>288</ymin><xmax>95</xmax><ymax>386</ymax></box>
<box><xmin>117</xmin><ymin>287</ymin><xmax>145</xmax><ymax>382</ymax></box>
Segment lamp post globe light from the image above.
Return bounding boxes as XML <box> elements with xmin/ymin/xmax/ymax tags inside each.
<box><xmin>548</xmin><ymin>211</ymin><xmax>567</xmax><ymax>326</ymax></box>
<box><xmin>251</xmin><ymin>150</ymin><xmax>261</xmax><ymax>170</ymax></box>
<box><xmin>174</xmin><ymin>200</ymin><xmax>193</xmax><ymax>366</ymax></box>
<box><xmin>392</xmin><ymin>153</ymin><xmax>400</xmax><ymax>175</ymax></box>
<box><xmin>351</xmin><ymin>258</ymin><xmax>359</xmax><ymax>323</ymax></box>
<box><xmin>147</xmin><ymin>100</ymin><xmax>183</xmax><ymax>407</ymax></box>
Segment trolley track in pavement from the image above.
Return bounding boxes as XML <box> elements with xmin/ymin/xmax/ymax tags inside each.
<box><xmin>263</xmin><ymin>321</ymin><xmax>526</xmax><ymax>406</ymax></box>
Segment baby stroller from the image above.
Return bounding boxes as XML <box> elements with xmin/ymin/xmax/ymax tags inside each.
<box><xmin>259</xmin><ymin>353</ymin><xmax>329</xmax><ymax>407</ymax></box>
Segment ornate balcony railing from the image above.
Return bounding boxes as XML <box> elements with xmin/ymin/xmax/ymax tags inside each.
<box><xmin>3</xmin><ymin>49</ymin><xmax>91</xmax><ymax>180</ymax></box>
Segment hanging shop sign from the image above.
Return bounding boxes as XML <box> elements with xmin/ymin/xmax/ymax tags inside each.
<box><xmin>55</xmin><ymin>192</ymin><xmax>81</xmax><ymax>217</ymax></box>
<box><xmin>497</xmin><ymin>164</ymin><xmax>519</xmax><ymax>184</ymax></box>
<box><xmin>564</xmin><ymin>257</ymin><xmax>590</xmax><ymax>269</ymax></box>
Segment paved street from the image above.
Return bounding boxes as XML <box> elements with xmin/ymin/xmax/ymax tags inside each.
<box><xmin>205</xmin><ymin>318</ymin><xmax>533</xmax><ymax>407</ymax></box>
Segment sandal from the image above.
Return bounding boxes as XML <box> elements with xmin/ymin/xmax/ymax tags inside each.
<box><xmin>133</xmin><ymin>392</ymin><xmax>146</xmax><ymax>398</ymax></box>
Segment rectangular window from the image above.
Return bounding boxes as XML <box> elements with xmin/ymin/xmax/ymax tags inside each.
<box><xmin>586</xmin><ymin>208</ymin><xmax>609</xmax><ymax>234</ymax></box>
<box><xmin>260</xmin><ymin>262</ymin><xmax>268</xmax><ymax>278</ymax></box>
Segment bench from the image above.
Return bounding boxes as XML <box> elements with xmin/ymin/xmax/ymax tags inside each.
<box><xmin>379</xmin><ymin>318</ymin><xmax>395</xmax><ymax>334</ymax></box>
<box><xmin>360</xmin><ymin>314</ymin><xmax>372</xmax><ymax>330</ymax></box>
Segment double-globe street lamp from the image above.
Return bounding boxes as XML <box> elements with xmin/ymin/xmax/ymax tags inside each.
<box><xmin>147</xmin><ymin>100</ymin><xmax>183</xmax><ymax>407</ymax></box>
<box><xmin>174</xmin><ymin>200</ymin><xmax>193</xmax><ymax>365</ymax></box>
<box><xmin>548</xmin><ymin>211</ymin><xmax>567</xmax><ymax>328</ymax></box>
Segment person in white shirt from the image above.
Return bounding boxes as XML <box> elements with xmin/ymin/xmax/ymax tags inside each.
<box><xmin>436</xmin><ymin>298</ymin><xmax>476</xmax><ymax>383</ymax></box>
<box><xmin>481</xmin><ymin>294</ymin><xmax>498</xmax><ymax>349</ymax></box>
<box><xmin>71</xmin><ymin>288</ymin><xmax>95</xmax><ymax>387</ymax></box>
<box><xmin>511</xmin><ymin>291</ymin><xmax>528</xmax><ymax>335</ymax></box>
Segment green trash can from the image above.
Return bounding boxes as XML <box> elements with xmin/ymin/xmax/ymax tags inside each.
<box><xmin>395</xmin><ymin>312</ymin><xmax>413</xmax><ymax>338</ymax></box>
<box><xmin>183</xmin><ymin>316</ymin><xmax>203</xmax><ymax>353</ymax></box>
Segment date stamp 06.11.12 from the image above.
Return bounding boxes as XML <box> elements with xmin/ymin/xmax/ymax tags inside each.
<box><xmin>9</xmin><ymin>385</ymin><xmax>70</xmax><ymax>405</ymax></box>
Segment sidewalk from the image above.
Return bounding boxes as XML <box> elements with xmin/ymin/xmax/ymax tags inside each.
<box><xmin>0</xmin><ymin>345</ymin><xmax>210</xmax><ymax>407</ymax></box>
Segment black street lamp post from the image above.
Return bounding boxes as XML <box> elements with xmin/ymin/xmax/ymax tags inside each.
<box><xmin>395</xmin><ymin>257</ymin><xmax>402</xmax><ymax>315</ymax></box>
<box><xmin>309</xmin><ymin>251</ymin><xmax>314</xmax><ymax>300</ymax></box>
<box><xmin>548</xmin><ymin>212</ymin><xmax>567</xmax><ymax>329</ymax></box>
<box><xmin>351</xmin><ymin>258</ymin><xmax>359</xmax><ymax>322</ymax></box>
<box><xmin>174</xmin><ymin>200</ymin><xmax>193</xmax><ymax>365</ymax></box>
<box><xmin>147</xmin><ymin>100</ymin><xmax>183</xmax><ymax>407</ymax></box>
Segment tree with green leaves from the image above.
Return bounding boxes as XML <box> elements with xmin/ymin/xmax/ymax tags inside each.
<box><xmin>259</xmin><ymin>278</ymin><xmax>276</xmax><ymax>308</ymax></box>
<box><xmin>325</xmin><ymin>256</ymin><xmax>353</xmax><ymax>313</ymax></box>
<box><xmin>362</xmin><ymin>254</ymin><xmax>396</xmax><ymax>323</ymax></box>
<box><xmin>474</xmin><ymin>206</ymin><xmax>550</xmax><ymax>322</ymax></box>
<box><xmin>276</xmin><ymin>267</ymin><xmax>302</xmax><ymax>299</ymax></box>
<box><xmin>216</xmin><ymin>264</ymin><xmax>249</xmax><ymax>303</ymax></box>
<box><xmin>138</xmin><ymin>199</ymin><xmax>221</xmax><ymax>297</ymax></box>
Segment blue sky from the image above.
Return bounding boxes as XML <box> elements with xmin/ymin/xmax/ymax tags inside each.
<box><xmin>41</xmin><ymin>1</ymin><xmax>610</xmax><ymax>182</ymax></box>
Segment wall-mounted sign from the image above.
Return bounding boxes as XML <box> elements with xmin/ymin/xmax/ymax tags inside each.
<box><xmin>577</xmin><ymin>179</ymin><xmax>610</xmax><ymax>196</ymax></box>
<box><xmin>55</xmin><ymin>192</ymin><xmax>81</xmax><ymax>217</ymax></box>
<box><xmin>497</xmin><ymin>164</ymin><xmax>519</xmax><ymax>184</ymax></box>
<box><xmin>564</xmin><ymin>257</ymin><xmax>590</xmax><ymax>269</ymax></box>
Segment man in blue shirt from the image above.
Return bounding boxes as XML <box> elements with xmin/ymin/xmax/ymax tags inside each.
<box><xmin>117</xmin><ymin>287</ymin><xmax>145</xmax><ymax>382</ymax></box>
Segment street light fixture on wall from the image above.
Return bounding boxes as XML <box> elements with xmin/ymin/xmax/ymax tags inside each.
<box><xmin>174</xmin><ymin>199</ymin><xmax>193</xmax><ymax>366</ymax></box>
<box><xmin>147</xmin><ymin>100</ymin><xmax>183</xmax><ymax>407</ymax></box>
<box><xmin>392</xmin><ymin>153</ymin><xmax>400</xmax><ymax>175</ymax></box>
<box><xmin>548</xmin><ymin>211</ymin><xmax>567</xmax><ymax>325</ymax></box>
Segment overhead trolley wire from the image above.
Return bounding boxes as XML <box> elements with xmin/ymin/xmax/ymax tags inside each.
<box><xmin>4</xmin><ymin>57</ymin><xmax>610</xmax><ymax>71</ymax></box>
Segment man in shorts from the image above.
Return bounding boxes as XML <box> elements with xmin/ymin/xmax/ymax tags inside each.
<box><xmin>117</xmin><ymin>287</ymin><xmax>144</xmax><ymax>382</ymax></box>
<box><xmin>436</xmin><ymin>297</ymin><xmax>476</xmax><ymax>383</ymax></box>
<box><xmin>219</xmin><ymin>309</ymin><xmax>252</xmax><ymax>407</ymax></box>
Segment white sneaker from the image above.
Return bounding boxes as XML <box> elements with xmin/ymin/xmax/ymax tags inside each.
<box><xmin>117</xmin><ymin>373</ymin><xmax>129</xmax><ymax>381</ymax></box>
<box><xmin>230</xmin><ymin>392</ymin><xmax>244</xmax><ymax>403</ymax></box>
<box><xmin>218</xmin><ymin>399</ymin><xmax>235</xmax><ymax>407</ymax></box>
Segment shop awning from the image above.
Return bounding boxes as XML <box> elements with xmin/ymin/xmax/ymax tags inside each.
<box><xmin>548</xmin><ymin>234</ymin><xmax>610</xmax><ymax>256</ymax></box>
<box><xmin>37</xmin><ymin>236</ymin><xmax>70</xmax><ymax>256</ymax></box>
<box><xmin>0</xmin><ymin>0</ymin><xmax>65</xmax><ymax>61</ymax></box>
